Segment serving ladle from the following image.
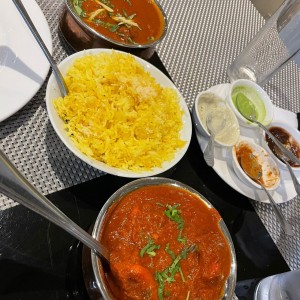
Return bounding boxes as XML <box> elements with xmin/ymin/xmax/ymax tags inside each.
<box><xmin>236</xmin><ymin>93</ymin><xmax>300</xmax><ymax>166</ymax></box>
<box><xmin>240</xmin><ymin>153</ymin><xmax>294</xmax><ymax>236</ymax></box>
<box><xmin>13</xmin><ymin>0</ymin><xmax>68</xmax><ymax>97</ymax></box>
<box><xmin>0</xmin><ymin>149</ymin><xmax>109</xmax><ymax>262</ymax></box>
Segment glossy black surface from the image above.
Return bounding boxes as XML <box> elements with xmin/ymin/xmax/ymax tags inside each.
<box><xmin>0</xmin><ymin>53</ymin><xmax>290</xmax><ymax>300</ymax></box>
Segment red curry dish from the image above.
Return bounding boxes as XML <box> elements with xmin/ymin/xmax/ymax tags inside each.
<box><xmin>71</xmin><ymin>0</ymin><xmax>166</xmax><ymax>45</ymax></box>
<box><xmin>98</xmin><ymin>184</ymin><xmax>233</xmax><ymax>300</ymax></box>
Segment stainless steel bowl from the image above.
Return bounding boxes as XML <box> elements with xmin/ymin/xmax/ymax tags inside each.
<box><xmin>90</xmin><ymin>177</ymin><xmax>237</xmax><ymax>300</ymax></box>
<box><xmin>64</xmin><ymin>0</ymin><xmax>168</xmax><ymax>50</ymax></box>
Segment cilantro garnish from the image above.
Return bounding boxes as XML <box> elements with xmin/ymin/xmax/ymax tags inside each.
<box><xmin>155</xmin><ymin>244</ymin><xmax>196</xmax><ymax>300</ymax></box>
<box><xmin>72</xmin><ymin>0</ymin><xmax>85</xmax><ymax>16</ymax></box>
<box><xmin>165</xmin><ymin>204</ymin><xmax>187</xmax><ymax>244</ymax></box>
<box><xmin>140</xmin><ymin>238</ymin><xmax>160</xmax><ymax>257</ymax></box>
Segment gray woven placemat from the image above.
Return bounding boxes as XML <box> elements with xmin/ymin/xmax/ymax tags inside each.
<box><xmin>1</xmin><ymin>0</ymin><xmax>300</xmax><ymax>270</ymax></box>
<box><xmin>156</xmin><ymin>0</ymin><xmax>300</xmax><ymax>271</ymax></box>
<box><xmin>0</xmin><ymin>0</ymin><xmax>104</xmax><ymax>210</ymax></box>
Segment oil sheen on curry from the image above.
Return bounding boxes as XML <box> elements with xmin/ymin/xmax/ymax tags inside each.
<box><xmin>72</xmin><ymin>0</ymin><xmax>165</xmax><ymax>45</ymax></box>
<box><xmin>99</xmin><ymin>185</ymin><xmax>232</xmax><ymax>300</ymax></box>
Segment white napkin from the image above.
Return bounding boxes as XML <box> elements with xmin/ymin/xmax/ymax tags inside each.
<box><xmin>273</xmin><ymin>106</ymin><xmax>298</xmax><ymax>129</ymax></box>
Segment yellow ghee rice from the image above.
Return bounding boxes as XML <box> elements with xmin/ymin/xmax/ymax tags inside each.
<box><xmin>53</xmin><ymin>51</ymin><xmax>186</xmax><ymax>172</ymax></box>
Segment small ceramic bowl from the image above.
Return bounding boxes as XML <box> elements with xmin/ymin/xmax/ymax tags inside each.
<box><xmin>231</xmin><ymin>140</ymin><xmax>280</xmax><ymax>190</ymax></box>
<box><xmin>192</xmin><ymin>91</ymin><xmax>240</xmax><ymax>147</ymax></box>
<box><xmin>227</xmin><ymin>79</ymin><xmax>274</xmax><ymax>128</ymax></box>
<box><xmin>262</xmin><ymin>121</ymin><xmax>300</xmax><ymax>171</ymax></box>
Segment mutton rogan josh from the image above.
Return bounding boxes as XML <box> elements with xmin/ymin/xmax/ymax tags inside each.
<box><xmin>70</xmin><ymin>0</ymin><xmax>166</xmax><ymax>45</ymax></box>
<box><xmin>94</xmin><ymin>179</ymin><xmax>235</xmax><ymax>300</ymax></box>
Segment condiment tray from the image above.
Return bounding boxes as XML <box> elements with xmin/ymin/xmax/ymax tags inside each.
<box><xmin>193</xmin><ymin>83</ymin><xmax>300</xmax><ymax>203</ymax></box>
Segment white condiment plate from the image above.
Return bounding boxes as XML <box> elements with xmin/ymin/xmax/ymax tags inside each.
<box><xmin>0</xmin><ymin>0</ymin><xmax>52</xmax><ymax>122</ymax></box>
<box><xmin>193</xmin><ymin>83</ymin><xmax>299</xmax><ymax>203</ymax></box>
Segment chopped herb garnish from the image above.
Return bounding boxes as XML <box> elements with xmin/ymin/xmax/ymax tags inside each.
<box><xmin>165</xmin><ymin>243</ymin><xmax>175</xmax><ymax>260</ymax></box>
<box><xmin>93</xmin><ymin>19</ymin><xmax>120</xmax><ymax>32</ymax></box>
<box><xmin>165</xmin><ymin>204</ymin><xmax>187</xmax><ymax>244</ymax></box>
<box><xmin>155</xmin><ymin>271</ymin><xmax>165</xmax><ymax>300</ymax></box>
<box><xmin>109</xmin><ymin>24</ymin><xmax>120</xmax><ymax>32</ymax></box>
<box><xmin>140</xmin><ymin>238</ymin><xmax>160</xmax><ymax>257</ymax></box>
<box><xmin>73</xmin><ymin>0</ymin><xmax>85</xmax><ymax>16</ymax></box>
<box><xmin>155</xmin><ymin>244</ymin><xmax>196</xmax><ymax>300</ymax></box>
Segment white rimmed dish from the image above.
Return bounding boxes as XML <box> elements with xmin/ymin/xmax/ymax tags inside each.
<box><xmin>227</xmin><ymin>79</ymin><xmax>274</xmax><ymax>128</ymax></box>
<box><xmin>46</xmin><ymin>48</ymin><xmax>192</xmax><ymax>178</ymax></box>
<box><xmin>192</xmin><ymin>91</ymin><xmax>240</xmax><ymax>147</ymax></box>
<box><xmin>231</xmin><ymin>140</ymin><xmax>280</xmax><ymax>191</ymax></box>
<box><xmin>194</xmin><ymin>83</ymin><xmax>298</xmax><ymax>203</ymax></box>
<box><xmin>0</xmin><ymin>0</ymin><xmax>52</xmax><ymax>122</ymax></box>
<box><xmin>262</xmin><ymin>120</ymin><xmax>300</xmax><ymax>172</ymax></box>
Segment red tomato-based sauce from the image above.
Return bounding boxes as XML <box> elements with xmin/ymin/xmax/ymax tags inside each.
<box><xmin>74</xmin><ymin>0</ymin><xmax>165</xmax><ymax>45</ymax></box>
<box><xmin>98</xmin><ymin>185</ymin><xmax>232</xmax><ymax>300</ymax></box>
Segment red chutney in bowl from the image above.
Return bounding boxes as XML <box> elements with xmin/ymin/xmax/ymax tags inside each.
<box><xmin>98</xmin><ymin>185</ymin><xmax>232</xmax><ymax>300</ymax></box>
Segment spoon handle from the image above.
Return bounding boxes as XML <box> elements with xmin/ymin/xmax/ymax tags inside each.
<box><xmin>12</xmin><ymin>0</ymin><xmax>68</xmax><ymax>97</ymax></box>
<box><xmin>285</xmin><ymin>159</ymin><xmax>300</xmax><ymax>195</ymax></box>
<box><xmin>260</xmin><ymin>184</ymin><xmax>294</xmax><ymax>236</ymax></box>
<box><xmin>256</xmin><ymin>121</ymin><xmax>300</xmax><ymax>166</ymax></box>
<box><xmin>203</xmin><ymin>136</ymin><xmax>215</xmax><ymax>167</ymax></box>
<box><xmin>0</xmin><ymin>149</ymin><xmax>109</xmax><ymax>260</ymax></box>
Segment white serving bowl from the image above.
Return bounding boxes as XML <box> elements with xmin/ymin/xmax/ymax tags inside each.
<box><xmin>262</xmin><ymin>120</ymin><xmax>300</xmax><ymax>171</ymax></box>
<box><xmin>231</xmin><ymin>140</ymin><xmax>280</xmax><ymax>190</ymax></box>
<box><xmin>192</xmin><ymin>91</ymin><xmax>240</xmax><ymax>147</ymax></box>
<box><xmin>227</xmin><ymin>79</ymin><xmax>274</xmax><ymax>128</ymax></box>
<box><xmin>46</xmin><ymin>48</ymin><xmax>192</xmax><ymax>178</ymax></box>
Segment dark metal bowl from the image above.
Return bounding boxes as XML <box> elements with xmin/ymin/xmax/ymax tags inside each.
<box><xmin>62</xmin><ymin>0</ymin><xmax>167</xmax><ymax>57</ymax></box>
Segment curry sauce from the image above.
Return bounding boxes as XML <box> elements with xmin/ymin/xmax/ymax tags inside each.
<box><xmin>98</xmin><ymin>185</ymin><xmax>232</xmax><ymax>300</ymax></box>
<box><xmin>73</xmin><ymin>0</ymin><xmax>165</xmax><ymax>45</ymax></box>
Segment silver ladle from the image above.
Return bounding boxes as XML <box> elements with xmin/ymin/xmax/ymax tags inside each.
<box><xmin>0</xmin><ymin>149</ymin><xmax>109</xmax><ymax>262</ymax></box>
<box><xmin>13</xmin><ymin>0</ymin><xmax>68</xmax><ymax>97</ymax></box>
<box><xmin>236</xmin><ymin>93</ymin><xmax>300</xmax><ymax>166</ymax></box>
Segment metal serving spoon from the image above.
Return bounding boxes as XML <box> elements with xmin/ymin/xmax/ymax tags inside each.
<box><xmin>203</xmin><ymin>112</ymin><xmax>226</xmax><ymax>167</ymax></box>
<box><xmin>13</xmin><ymin>0</ymin><xmax>68</xmax><ymax>97</ymax></box>
<box><xmin>240</xmin><ymin>153</ymin><xmax>294</xmax><ymax>236</ymax></box>
<box><xmin>273</xmin><ymin>145</ymin><xmax>300</xmax><ymax>196</ymax></box>
<box><xmin>236</xmin><ymin>93</ymin><xmax>300</xmax><ymax>166</ymax></box>
<box><xmin>0</xmin><ymin>149</ymin><xmax>109</xmax><ymax>261</ymax></box>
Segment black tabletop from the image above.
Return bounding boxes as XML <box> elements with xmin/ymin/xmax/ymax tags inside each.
<box><xmin>0</xmin><ymin>53</ymin><xmax>290</xmax><ymax>300</ymax></box>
